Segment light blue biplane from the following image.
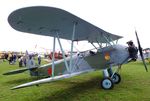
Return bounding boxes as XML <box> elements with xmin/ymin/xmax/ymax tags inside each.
<box><xmin>5</xmin><ymin>6</ymin><xmax>148</xmax><ymax>90</ymax></box>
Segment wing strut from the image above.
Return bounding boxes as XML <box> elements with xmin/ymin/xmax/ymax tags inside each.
<box><xmin>69</xmin><ymin>22</ymin><xmax>77</xmax><ymax>72</ymax></box>
<box><xmin>52</xmin><ymin>36</ymin><xmax>56</xmax><ymax>77</ymax></box>
<box><xmin>102</xmin><ymin>34</ymin><xmax>112</xmax><ymax>46</ymax></box>
<box><xmin>56</xmin><ymin>33</ymin><xmax>70</xmax><ymax>72</ymax></box>
<box><xmin>51</xmin><ymin>22</ymin><xmax>78</xmax><ymax>74</ymax></box>
<box><xmin>90</xmin><ymin>42</ymin><xmax>98</xmax><ymax>50</ymax></box>
<box><xmin>108</xmin><ymin>37</ymin><xmax>115</xmax><ymax>45</ymax></box>
<box><xmin>115</xmin><ymin>39</ymin><xmax>119</xmax><ymax>44</ymax></box>
<box><xmin>96</xmin><ymin>40</ymin><xmax>102</xmax><ymax>49</ymax></box>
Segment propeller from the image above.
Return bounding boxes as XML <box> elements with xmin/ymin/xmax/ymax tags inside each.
<box><xmin>135</xmin><ymin>30</ymin><xmax>148</xmax><ymax>72</ymax></box>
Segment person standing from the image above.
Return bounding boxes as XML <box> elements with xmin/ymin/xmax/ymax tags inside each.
<box><xmin>38</xmin><ymin>55</ymin><xmax>41</xmax><ymax>65</ymax></box>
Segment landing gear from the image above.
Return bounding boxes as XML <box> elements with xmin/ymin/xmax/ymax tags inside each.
<box><xmin>111</xmin><ymin>73</ymin><xmax>121</xmax><ymax>84</ymax></box>
<box><xmin>101</xmin><ymin>77</ymin><xmax>114</xmax><ymax>90</ymax></box>
<box><xmin>101</xmin><ymin>67</ymin><xmax>121</xmax><ymax>90</ymax></box>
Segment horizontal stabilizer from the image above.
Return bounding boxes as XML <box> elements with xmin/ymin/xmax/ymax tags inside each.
<box><xmin>3</xmin><ymin>68</ymin><xmax>29</xmax><ymax>75</ymax></box>
<box><xmin>11</xmin><ymin>69</ymin><xmax>94</xmax><ymax>90</ymax></box>
<box><xmin>3</xmin><ymin>67</ymin><xmax>37</xmax><ymax>75</ymax></box>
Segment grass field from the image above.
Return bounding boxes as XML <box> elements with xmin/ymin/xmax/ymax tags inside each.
<box><xmin>0</xmin><ymin>60</ymin><xmax>150</xmax><ymax>101</ymax></box>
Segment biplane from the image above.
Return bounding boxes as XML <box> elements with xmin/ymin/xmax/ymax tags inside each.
<box><xmin>5</xmin><ymin>6</ymin><xmax>148</xmax><ymax>90</ymax></box>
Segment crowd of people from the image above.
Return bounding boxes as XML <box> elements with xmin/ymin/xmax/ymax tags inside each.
<box><xmin>0</xmin><ymin>52</ymin><xmax>42</xmax><ymax>68</ymax></box>
<box><xmin>0</xmin><ymin>52</ymin><xmax>17</xmax><ymax>64</ymax></box>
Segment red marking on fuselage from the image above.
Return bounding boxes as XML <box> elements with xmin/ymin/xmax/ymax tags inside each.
<box><xmin>47</xmin><ymin>68</ymin><xmax>52</xmax><ymax>76</ymax></box>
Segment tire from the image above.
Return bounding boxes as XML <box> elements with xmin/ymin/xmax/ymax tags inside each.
<box><xmin>101</xmin><ymin>77</ymin><xmax>114</xmax><ymax>90</ymax></box>
<box><xmin>112</xmin><ymin>73</ymin><xmax>121</xmax><ymax>84</ymax></box>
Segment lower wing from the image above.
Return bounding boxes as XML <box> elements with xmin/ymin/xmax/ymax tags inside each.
<box><xmin>11</xmin><ymin>69</ymin><xmax>94</xmax><ymax>90</ymax></box>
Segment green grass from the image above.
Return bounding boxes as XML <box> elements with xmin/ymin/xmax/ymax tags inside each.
<box><xmin>0</xmin><ymin>60</ymin><xmax>150</xmax><ymax>101</ymax></box>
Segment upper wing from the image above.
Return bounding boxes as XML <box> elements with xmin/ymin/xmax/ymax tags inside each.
<box><xmin>8</xmin><ymin>6</ymin><xmax>122</xmax><ymax>43</ymax></box>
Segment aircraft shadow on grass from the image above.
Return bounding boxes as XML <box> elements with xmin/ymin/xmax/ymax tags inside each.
<box><xmin>36</xmin><ymin>76</ymin><xmax>101</xmax><ymax>101</ymax></box>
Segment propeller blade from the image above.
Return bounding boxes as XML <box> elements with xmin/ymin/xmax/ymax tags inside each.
<box><xmin>135</xmin><ymin>31</ymin><xmax>148</xmax><ymax>72</ymax></box>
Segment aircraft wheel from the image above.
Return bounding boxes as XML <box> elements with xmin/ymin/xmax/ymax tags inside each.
<box><xmin>112</xmin><ymin>73</ymin><xmax>121</xmax><ymax>84</ymax></box>
<box><xmin>101</xmin><ymin>77</ymin><xmax>114</xmax><ymax>90</ymax></box>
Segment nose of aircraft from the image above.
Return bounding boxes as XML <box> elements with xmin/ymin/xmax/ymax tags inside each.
<box><xmin>110</xmin><ymin>44</ymin><xmax>129</xmax><ymax>65</ymax></box>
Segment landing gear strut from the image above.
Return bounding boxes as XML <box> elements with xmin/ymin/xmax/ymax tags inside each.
<box><xmin>101</xmin><ymin>67</ymin><xmax>121</xmax><ymax>90</ymax></box>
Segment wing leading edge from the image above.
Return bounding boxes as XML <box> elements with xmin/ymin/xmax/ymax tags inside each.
<box><xmin>8</xmin><ymin>6</ymin><xmax>122</xmax><ymax>43</ymax></box>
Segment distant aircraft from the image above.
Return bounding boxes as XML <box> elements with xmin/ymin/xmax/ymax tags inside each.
<box><xmin>5</xmin><ymin>6</ymin><xmax>148</xmax><ymax>90</ymax></box>
<box><xmin>138</xmin><ymin>48</ymin><xmax>150</xmax><ymax>63</ymax></box>
<box><xmin>49</xmin><ymin>51</ymin><xmax>68</xmax><ymax>60</ymax></box>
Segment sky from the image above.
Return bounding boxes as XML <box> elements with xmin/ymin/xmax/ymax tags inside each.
<box><xmin>0</xmin><ymin>0</ymin><xmax>150</xmax><ymax>52</ymax></box>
